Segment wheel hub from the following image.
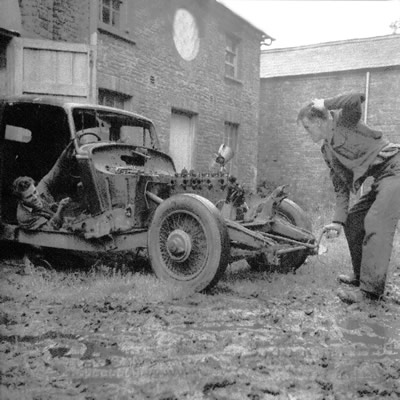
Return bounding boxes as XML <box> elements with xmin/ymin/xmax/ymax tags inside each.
<box><xmin>166</xmin><ymin>229</ymin><xmax>192</xmax><ymax>262</ymax></box>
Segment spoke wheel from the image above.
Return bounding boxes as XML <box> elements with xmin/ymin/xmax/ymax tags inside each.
<box><xmin>148</xmin><ymin>194</ymin><xmax>230</xmax><ymax>292</ymax></box>
<box><xmin>248</xmin><ymin>198</ymin><xmax>312</xmax><ymax>273</ymax></box>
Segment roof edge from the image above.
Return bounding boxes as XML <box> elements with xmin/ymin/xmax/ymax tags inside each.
<box><xmin>261</xmin><ymin>64</ymin><xmax>400</xmax><ymax>80</ymax></box>
<box><xmin>261</xmin><ymin>34</ymin><xmax>400</xmax><ymax>54</ymax></box>
<box><xmin>216</xmin><ymin>0</ymin><xmax>275</xmax><ymax>41</ymax></box>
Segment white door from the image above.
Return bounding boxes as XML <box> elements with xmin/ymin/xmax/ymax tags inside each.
<box><xmin>169</xmin><ymin>112</ymin><xmax>194</xmax><ymax>172</ymax></box>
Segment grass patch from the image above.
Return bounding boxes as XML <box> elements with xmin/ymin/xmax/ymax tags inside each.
<box><xmin>0</xmin><ymin>263</ymin><xmax>193</xmax><ymax>307</ymax></box>
<box><xmin>1</xmin><ymin>207</ymin><xmax>399</xmax><ymax>307</ymax></box>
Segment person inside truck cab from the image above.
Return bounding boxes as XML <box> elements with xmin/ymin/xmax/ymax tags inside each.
<box><xmin>13</xmin><ymin>176</ymin><xmax>71</xmax><ymax>231</ymax></box>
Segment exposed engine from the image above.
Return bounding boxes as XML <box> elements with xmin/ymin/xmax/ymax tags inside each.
<box><xmin>70</xmin><ymin>142</ymin><xmax>248</xmax><ymax>238</ymax></box>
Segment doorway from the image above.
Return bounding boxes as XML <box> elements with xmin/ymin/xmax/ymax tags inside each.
<box><xmin>169</xmin><ymin>110</ymin><xmax>195</xmax><ymax>172</ymax></box>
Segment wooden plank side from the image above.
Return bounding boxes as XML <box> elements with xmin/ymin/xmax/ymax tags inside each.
<box><xmin>22</xmin><ymin>84</ymin><xmax>88</xmax><ymax>96</ymax></box>
<box><xmin>57</xmin><ymin>52</ymin><xmax>73</xmax><ymax>85</ymax></box>
<box><xmin>39</xmin><ymin>50</ymin><xmax>57</xmax><ymax>84</ymax></box>
<box><xmin>9</xmin><ymin>37</ymin><xmax>91</xmax><ymax>100</ymax></box>
<box><xmin>19</xmin><ymin>38</ymin><xmax>90</xmax><ymax>98</ymax></box>
<box><xmin>72</xmin><ymin>52</ymin><xmax>89</xmax><ymax>86</ymax></box>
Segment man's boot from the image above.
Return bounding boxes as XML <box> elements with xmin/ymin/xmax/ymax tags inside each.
<box><xmin>337</xmin><ymin>274</ymin><xmax>360</xmax><ymax>287</ymax></box>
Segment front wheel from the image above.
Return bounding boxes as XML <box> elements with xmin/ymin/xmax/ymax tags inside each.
<box><xmin>148</xmin><ymin>194</ymin><xmax>230</xmax><ymax>293</ymax></box>
<box><xmin>247</xmin><ymin>198</ymin><xmax>312</xmax><ymax>273</ymax></box>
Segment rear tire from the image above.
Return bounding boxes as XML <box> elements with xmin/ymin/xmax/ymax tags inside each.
<box><xmin>148</xmin><ymin>194</ymin><xmax>230</xmax><ymax>292</ymax></box>
<box><xmin>247</xmin><ymin>198</ymin><xmax>312</xmax><ymax>273</ymax></box>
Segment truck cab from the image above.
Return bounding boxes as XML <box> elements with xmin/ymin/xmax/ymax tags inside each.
<box><xmin>0</xmin><ymin>95</ymin><xmax>175</xmax><ymax>243</ymax></box>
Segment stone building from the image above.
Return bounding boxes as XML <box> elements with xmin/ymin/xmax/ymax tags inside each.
<box><xmin>1</xmin><ymin>0</ymin><xmax>272</xmax><ymax>189</ymax></box>
<box><xmin>259</xmin><ymin>35</ymin><xmax>400</xmax><ymax>209</ymax></box>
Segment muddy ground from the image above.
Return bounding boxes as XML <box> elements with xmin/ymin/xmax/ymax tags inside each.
<box><xmin>1</xmin><ymin>241</ymin><xmax>400</xmax><ymax>400</ymax></box>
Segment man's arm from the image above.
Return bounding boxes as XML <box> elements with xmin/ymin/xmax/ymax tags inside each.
<box><xmin>330</xmin><ymin>171</ymin><xmax>350</xmax><ymax>225</ymax></box>
<box><xmin>48</xmin><ymin>197</ymin><xmax>71</xmax><ymax>229</ymax></box>
<box><xmin>37</xmin><ymin>142</ymin><xmax>75</xmax><ymax>203</ymax></box>
<box><xmin>323</xmin><ymin>92</ymin><xmax>365</xmax><ymax>127</ymax></box>
<box><xmin>17</xmin><ymin>204</ymin><xmax>51</xmax><ymax>230</ymax></box>
<box><xmin>321</xmin><ymin>143</ymin><xmax>350</xmax><ymax>226</ymax></box>
<box><xmin>16</xmin><ymin>198</ymin><xmax>70</xmax><ymax>231</ymax></box>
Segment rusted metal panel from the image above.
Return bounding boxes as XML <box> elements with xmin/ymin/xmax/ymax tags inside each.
<box><xmin>14</xmin><ymin>226</ymin><xmax>148</xmax><ymax>252</ymax></box>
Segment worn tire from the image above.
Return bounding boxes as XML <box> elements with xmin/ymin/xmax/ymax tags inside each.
<box><xmin>248</xmin><ymin>198</ymin><xmax>312</xmax><ymax>273</ymax></box>
<box><xmin>148</xmin><ymin>193</ymin><xmax>230</xmax><ymax>292</ymax></box>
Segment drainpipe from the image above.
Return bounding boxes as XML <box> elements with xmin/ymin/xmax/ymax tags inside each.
<box><xmin>364</xmin><ymin>71</ymin><xmax>370</xmax><ymax>124</ymax></box>
<box><xmin>360</xmin><ymin>71</ymin><xmax>371</xmax><ymax>196</ymax></box>
<box><xmin>89</xmin><ymin>0</ymin><xmax>98</xmax><ymax>103</ymax></box>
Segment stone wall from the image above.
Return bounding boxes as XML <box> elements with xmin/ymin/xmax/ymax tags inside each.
<box><xmin>19</xmin><ymin>0</ymin><xmax>89</xmax><ymax>42</ymax></box>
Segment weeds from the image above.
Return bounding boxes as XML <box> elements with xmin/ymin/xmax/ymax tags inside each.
<box><xmin>1</xmin><ymin>208</ymin><xmax>398</xmax><ymax>308</ymax></box>
<box><xmin>1</xmin><ymin>262</ymin><xmax>184</xmax><ymax>308</ymax></box>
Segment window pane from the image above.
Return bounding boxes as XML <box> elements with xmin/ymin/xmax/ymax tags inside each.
<box><xmin>112</xmin><ymin>11</ymin><xmax>120</xmax><ymax>27</ymax></box>
<box><xmin>73</xmin><ymin>109</ymin><xmax>152</xmax><ymax>147</ymax></box>
<box><xmin>225</xmin><ymin>64</ymin><xmax>234</xmax><ymax>77</ymax></box>
<box><xmin>226</xmin><ymin>37</ymin><xmax>234</xmax><ymax>51</ymax></box>
<box><xmin>225</xmin><ymin>35</ymin><xmax>239</xmax><ymax>78</ymax></box>
<box><xmin>5</xmin><ymin>125</ymin><xmax>32</xmax><ymax>143</ymax></box>
<box><xmin>112</xmin><ymin>0</ymin><xmax>120</xmax><ymax>11</ymax></box>
<box><xmin>102</xmin><ymin>7</ymin><xmax>110</xmax><ymax>24</ymax></box>
<box><xmin>226</xmin><ymin>53</ymin><xmax>235</xmax><ymax>64</ymax></box>
<box><xmin>100</xmin><ymin>0</ymin><xmax>121</xmax><ymax>27</ymax></box>
<box><xmin>98</xmin><ymin>89</ymin><xmax>129</xmax><ymax>110</ymax></box>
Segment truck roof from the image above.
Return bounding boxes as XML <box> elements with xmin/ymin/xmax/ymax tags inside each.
<box><xmin>0</xmin><ymin>95</ymin><xmax>154</xmax><ymax>124</ymax></box>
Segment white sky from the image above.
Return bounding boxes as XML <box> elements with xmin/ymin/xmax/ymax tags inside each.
<box><xmin>217</xmin><ymin>0</ymin><xmax>400</xmax><ymax>48</ymax></box>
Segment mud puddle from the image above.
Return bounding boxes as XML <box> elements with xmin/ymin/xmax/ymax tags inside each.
<box><xmin>1</xmin><ymin>260</ymin><xmax>400</xmax><ymax>400</ymax></box>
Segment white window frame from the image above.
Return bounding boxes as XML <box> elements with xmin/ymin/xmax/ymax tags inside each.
<box><xmin>225</xmin><ymin>35</ymin><xmax>240</xmax><ymax>79</ymax></box>
<box><xmin>99</xmin><ymin>0</ymin><xmax>122</xmax><ymax>28</ymax></box>
<box><xmin>98</xmin><ymin>88</ymin><xmax>130</xmax><ymax>110</ymax></box>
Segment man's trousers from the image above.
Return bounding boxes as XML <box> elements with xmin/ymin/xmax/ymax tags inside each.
<box><xmin>344</xmin><ymin>154</ymin><xmax>400</xmax><ymax>296</ymax></box>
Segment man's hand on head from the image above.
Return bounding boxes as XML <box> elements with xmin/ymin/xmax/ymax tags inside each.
<box><xmin>312</xmin><ymin>98</ymin><xmax>325</xmax><ymax>110</ymax></box>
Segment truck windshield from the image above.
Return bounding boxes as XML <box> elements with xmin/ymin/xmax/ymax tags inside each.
<box><xmin>72</xmin><ymin>108</ymin><xmax>156</xmax><ymax>148</ymax></box>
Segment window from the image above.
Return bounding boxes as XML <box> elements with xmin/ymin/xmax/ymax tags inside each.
<box><xmin>98</xmin><ymin>89</ymin><xmax>130</xmax><ymax>110</ymax></box>
<box><xmin>5</xmin><ymin>126</ymin><xmax>32</xmax><ymax>143</ymax></box>
<box><xmin>225</xmin><ymin>35</ymin><xmax>240</xmax><ymax>79</ymax></box>
<box><xmin>72</xmin><ymin>108</ymin><xmax>155</xmax><ymax>148</ymax></box>
<box><xmin>223</xmin><ymin>122</ymin><xmax>239</xmax><ymax>174</ymax></box>
<box><xmin>99</xmin><ymin>0</ymin><xmax>121</xmax><ymax>29</ymax></box>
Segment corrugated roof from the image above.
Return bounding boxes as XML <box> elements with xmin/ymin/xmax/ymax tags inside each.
<box><xmin>260</xmin><ymin>35</ymin><xmax>400</xmax><ymax>78</ymax></box>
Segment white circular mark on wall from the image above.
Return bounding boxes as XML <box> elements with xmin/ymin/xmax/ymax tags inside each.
<box><xmin>173</xmin><ymin>8</ymin><xmax>200</xmax><ymax>61</ymax></box>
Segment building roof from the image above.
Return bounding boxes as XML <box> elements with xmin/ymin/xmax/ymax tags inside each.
<box><xmin>260</xmin><ymin>35</ymin><xmax>400</xmax><ymax>78</ymax></box>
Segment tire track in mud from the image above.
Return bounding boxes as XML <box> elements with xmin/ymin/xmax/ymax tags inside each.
<box><xmin>1</xmin><ymin>264</ymin><xmax>400</xmax><ymax>399</ymax></box>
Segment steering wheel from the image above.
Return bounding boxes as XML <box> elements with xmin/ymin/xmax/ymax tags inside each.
<box><xmin>78</xmin><ymin>131</ymin><xmax>102</xmax><ymax>143</ymax></box>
